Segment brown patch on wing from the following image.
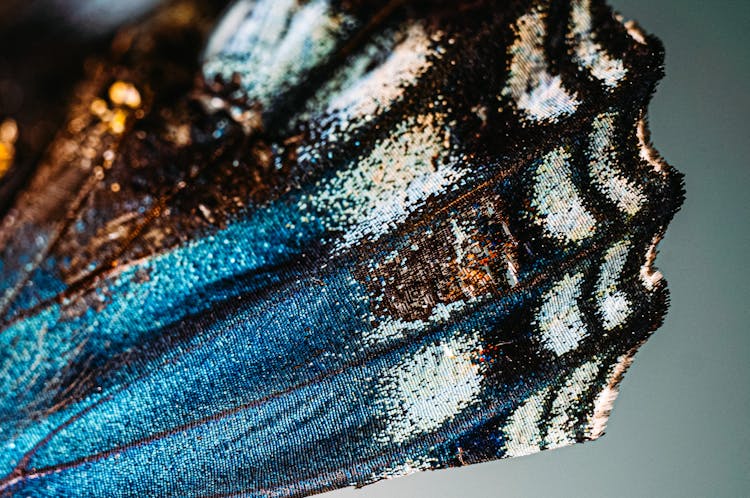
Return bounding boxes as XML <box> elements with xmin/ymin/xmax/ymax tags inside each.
<box><xmin>361</xmin><ymin>197</ymin><xmax>518</xmax><ymax>321</ymax></box>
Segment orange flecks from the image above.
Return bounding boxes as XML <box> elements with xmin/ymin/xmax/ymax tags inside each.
<box><xmin>90</xmin><ymin>96</ymin><xmax>131</xmax><ymax>134</ymax></box>
<box><xmin>109</xmin><ymin>109</ymin><xmax>129</xmax><ymax>134</ymax></box>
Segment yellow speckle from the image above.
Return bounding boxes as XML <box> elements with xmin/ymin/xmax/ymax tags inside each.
<box><xmin>0</xmin><ymin>118</ymin><xmax>18</xmax><ymax>178</ymax></box>
<box><xmin>108</xmin><ymin>81</ymin><xmax>141</xmax><ymax>109</ymax></box>
<box><xmin>109</xmin><ymin>109</ymin><xmax>128</xmax><ymax>134</ymax></box>
<box><xmin>0</xmin><ymin>143</ymin><xmax>14</xmax><ymax>178</ymax></box>
<box><xmin>110</xmin><ymin>182</ymin><xmax>121</xmax><ymax>193</ymax></box>
<box><xmin>0</xmin><ymin>142</ymin><xmax>13</xmax><ymax>159</ymax></box>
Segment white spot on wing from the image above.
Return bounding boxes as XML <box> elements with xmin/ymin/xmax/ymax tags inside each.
<box><xmin>376</xmin><ymin>331</ymin><xmax>483</xmax><ymax>444</ymax></box>
<box><xmin>535</xmin><ymin>271</ymin><xmax>588</xmax><ymax>355</ymax></box>
<box><xmin>364</xmin><ymin>299</ymin><xmax>472</xmax><ymax>347</ymax></box>
<box><xmin>502</xmin><ymin>386</ymin><xmax>551</xmax><ymax>457</ymax></box>
<box><xmin>325</xmin><ymin>24</ymin><xmax>438</xmax><ymax>129</ymax></box>
<box><xmin>588</xmin><ymin>112</ymin><xmax>646</xmax><ymax>216</ymax></box>
<box><xmin>203</xmin><ymin>0</ymin><xmax>348</xmax><ymax>107</ymax></box>
<box><xmin>503</xmin><ymin>10</ymin><xmax>579</xmax><ymax>121</ymax></box>
<box><xmin>530</xmin><ymin>147</ymin><xmax>597</xmax><ymax>244</ymax></box>
<box><xmin>304</xmin><ymin>113</ymin><xmax>463</xmax><ymax>249</ymax></box>
<box><xmin>595</xmin><ymin>239</ymin><xmax>632</xmax><ymax>330</ymax></box>
<box><xmin>569</xmin><ymin>0</ymin><xmax>627</xmax><ymax>88</ymax></box>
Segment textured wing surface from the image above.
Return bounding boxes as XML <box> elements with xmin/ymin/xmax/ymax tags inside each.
<box><xmin>0</xmin><ymin>0</ymin><xmax>682</xmax><ymax>496</ymax></box>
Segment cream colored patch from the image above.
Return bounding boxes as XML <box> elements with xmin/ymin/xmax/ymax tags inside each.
<box><xmin>535</xmin><ymin>271</ymin><xmax>588</xmax><ymax>355</ymax></box>
<box><xmin>545</xmin><ymin>360</ymin><xmax>601</xmax><ymax>448</ymax></box>
<box><xmin>624</xmin><ymin>19</ymin><xmax>648</xmax><ymax>45</ymax></box>
<box><xmin>640</xmin><ymin>236</ymin><xmax>664</xmax><ymax>290</ymax></box>
<box><xmin>325</xmin><ymin>24</ymin><xmax>438</xmax><ymax>128</ymax></box>
<box><xmin>503</xmin><ymin>10</ymin><xmax>579</xmax><ymax>121</ymax></box>
<box><xmin>202</xmin><ymin>0</ymin><xmax>256</xmax><ymax>59</ymax></box>
<box><xmin>637</xmin><ymin>118</ymin><xmax>667</xmax><ymax>173</ymax></box>
<box><xmin>203</xmin><ymin>0</ymin><xmax>347</xmax><ymax>106</ymax></box>
<box><xmin>502</xmin><ymin>386</ymin><xmax>551</xmax><ymax>457</ymax></box>
<box><xmin>304</xmin><ymin>113</ymin><xmax>462</xmax><ymax>249</ymax></box>
<box><xmin>589</xmin><ymin>353</ymin><xmax>634</xmax><ymax>438</ymax></box>
<box><xmin>569</xmin><ymin>0</ymin><xmax>627</xmax><ymax>88</ymax></box>
<box><xmin>595</xmin><ymin>239</ymin><xmax>632</xmax><ymax>330</ymax></box>
<box><xmin>377</xmin><ymin>331</ymin><xmax>483</xmax><ymax>444</ymax></box>
<box><xmin>531</xmin><ymin>147</ymin><xmax>597</xmax><ymax>243</ymax></box>
<box><xmin>363</xmin><ymin>299</ymin><xmax>472</xmax><ymax>347</ymax></box>
<box><xmin>588</xmin><ymin>112</ymin><xmax>646</xmax><ymax>216</ymax></box>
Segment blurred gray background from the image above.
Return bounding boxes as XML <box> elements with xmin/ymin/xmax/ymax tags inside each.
<box><xmin>327</xmin><ymin>0</ymin><xmax>750</xmax><ymax>497</ymax></box>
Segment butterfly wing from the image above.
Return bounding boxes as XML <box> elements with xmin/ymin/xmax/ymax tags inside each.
<box><xmin>0</xmin><ymin>0</ymin><xmax>682</xmax><ymax>496</ymax></box>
